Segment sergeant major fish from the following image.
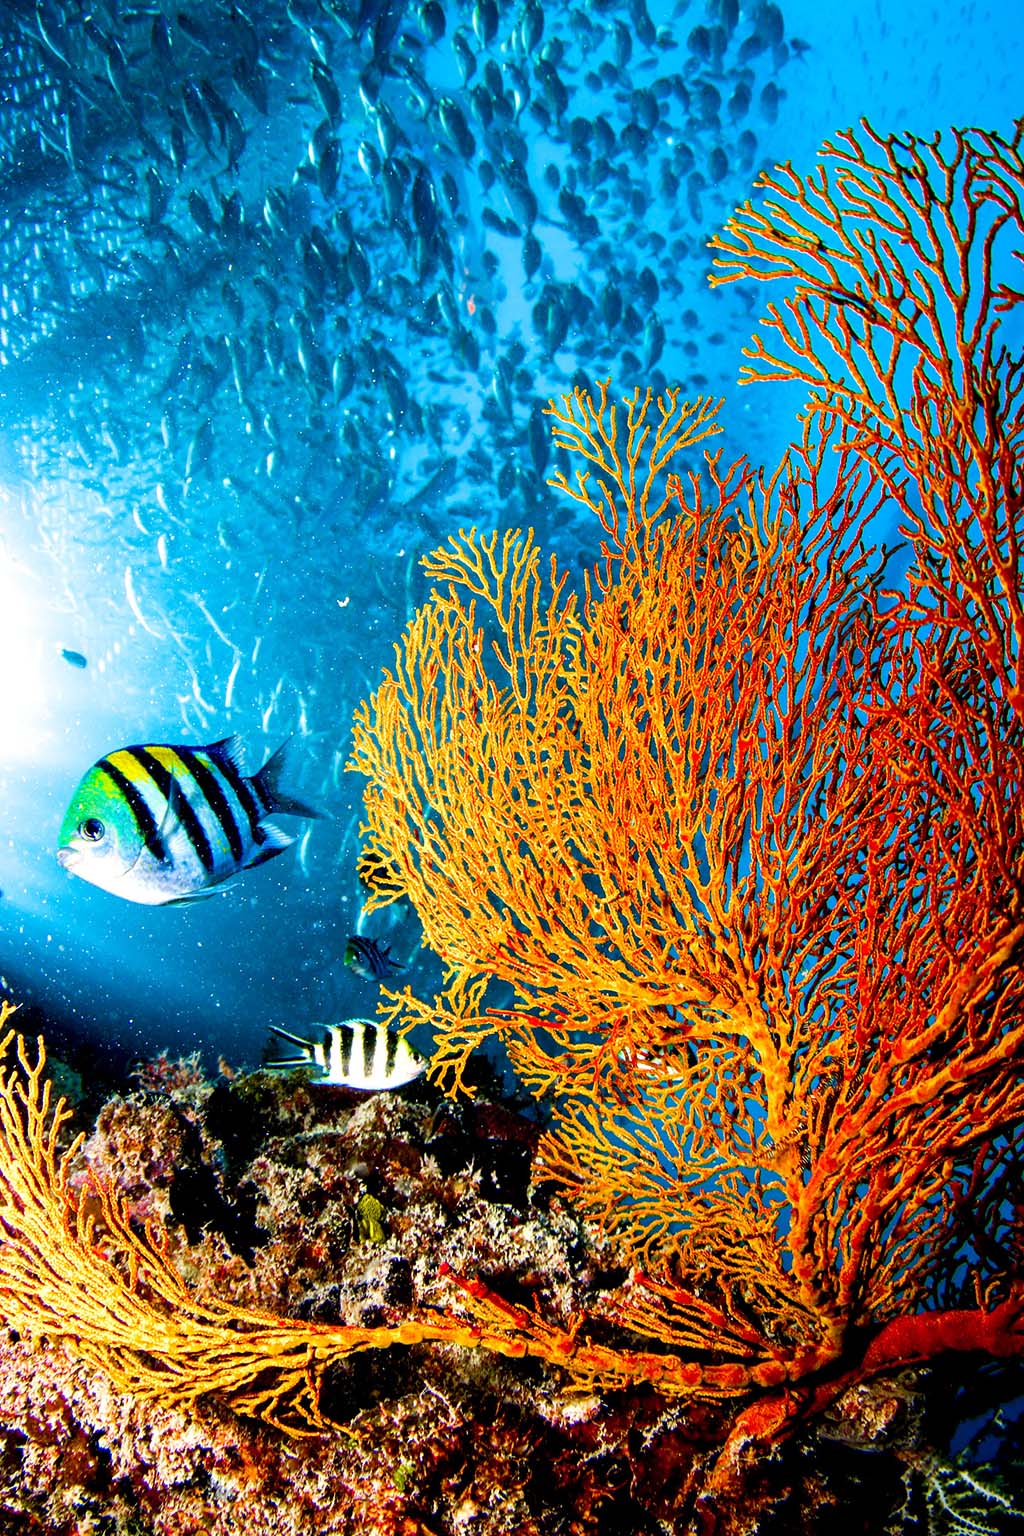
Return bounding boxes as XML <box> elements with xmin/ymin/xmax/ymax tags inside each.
<box><xmin>263</xmin><ymin>1020</ymin><xmax>426</xmax><ymax>1091</ymax></box>
<box><xmin>57</xmin><ymin>736</ymin><xmax>322</xmax><ymax>904</ymax></box>
<box><xmin>344</xmin><ymin>933</ymin><xmax>408</xmax><ymax>981</ymax></box>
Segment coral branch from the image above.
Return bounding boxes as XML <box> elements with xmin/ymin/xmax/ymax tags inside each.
<box><xmin>351</xmin><ymin>362</ymin><xmax>1024</xmax><ymax>1385</ymax></box>
<box><xmin>710</xmin><ymin>118</ymin><xmax>1024</xmax><ymax>714</ymax></box>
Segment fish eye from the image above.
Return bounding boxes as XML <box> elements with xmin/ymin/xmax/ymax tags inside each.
<box><xmin>79</xmin><ymin>817</ymin><xmax>105</xmax><ymax>842</ymax></box>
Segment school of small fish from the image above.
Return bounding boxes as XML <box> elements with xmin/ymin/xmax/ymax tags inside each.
<box><xmin>3</xmin><ymin>0</ymin><xmax>797</xmax><ymax>770</ymax></box>
<box><xmin>14</xmin><ymin>0</ymin><xmax>800</xmax><ymax>1081</ymax></box>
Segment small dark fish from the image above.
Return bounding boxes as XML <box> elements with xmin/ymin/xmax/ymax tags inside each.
<box><xmin>187</xmin><ymin>188</ymin><xmax>216</xmax><ymax>237</ymax></box>
<box><xmin>482</xmin><ymin>207</ymin><xmax>519</xmax><ymax>237</ymax></box>
<box><xmin>181</xmin><ymin>82</ymin><xmax>216</xmax><ymax>154</ymax></box>
<box><xmin>760</xmin><ymin>82</ymin><xmax>782</xmax><ymax>124</ymax></box>
<box><xmin>371</xmin><ymin>0</ymin><xmax>405</xmax><ymax>59</ymax></box>
<box><xmin>637</xmin><ymin>266</ymin><xmax>659</xmax><ymax>308</ymax></box>
<box><xmin>709</xmin><ymin>145</ymin><xmax>729</xmax><ymax>184</ymax></box>
<box><xmin>232</xmin><ymin>54</ymin><xmax>268</xmax><ymax>114</ymax></box>
<box><xmin>144</xmin><ymin>165</ymin><xmax>169</xmax><ymax>228</ymax></box>
<box><xmin>472</xmin><ymin>0</ymin><xmax>498</xmax><ymax>46</ymax></box>
<box><xmin>419</xmin><ymin>0</ymin><xmax>446</xmax><ymax>42</ymax></box>
<box><xmin>527</xmin><ymin>401</ymin><xmax>549</xmax><ymax>476</ymax></box>
<box><xmin>375</xmin><ymin>103</ymin><xmax>401</xmax><ymax>158</ymax></box>
<box><xmin>519</xmin><ymin>0</ymin><xmax>543</xmax><ymax>53</ymax></box>
<box><xmin>535</xmin><ymin>58</ymin><xmax>568</xmax><ymax>119</ymax></box>
<box><xmin>347</xmin><ymin>238</ymin><xmax>372</xmax><ymax>297</ymax></box>
<box><xmin>411</xmin><ymin>164</ymin><xmax>438</xmax><ymax>242</ymax></box>
<box><xmin>358</xmin><ymin>138</ymin><xmax>382</xmax><ymax>180</ymax></box>
<box><xmin>643</xmin><ymin>312</ymin><xmax>666</xmax><ymax>370</ymax></box>
<box><xmin>311</xmin><ymin>59</ymin><xmax>341</xmax><ymax>121</ymax></box>
<box><xmin>103</xmin><ymin>36</ymin><xmax>131</xmax><ymax>102</ymax></box>
<box><xmin>628</xmin><ymin>0</ymin><xmax>656</xmax><ymax>46</ymax></box>
<box><xmin>345</xmin><ymin>934</ymin><xmax>407</xmax><ymax>981</ymax></box>
<box><xmin>185</xmin><ymin>417</ymin><xmax>214</xmax><ymax>482</ymax></box>
<box><xmin>61</xmin><ymin>648</ymin><xmax>87</xmax><ymax>669</ymax></box>
<box><xmin>176</xmin><ymin>8</ymin><xmax>219</xmax><ymax>52</ymax></box>
<box><xmin>199</xmin><ymin>78</ymin><xmax>233</xmax><ymax>144</ymax></box>
<box><xmin>470</xmin><ymin>83</ymin><xmax>494</xmax><ymax>130</ymax></box>
<box><xmin>452</xmin><ymin>28</ymin><xmax>476</xmax><ymax>84</ymax></box>
<box><xmin>437</xmin><ymin>96</ymin><xmax>476</xmax><ymax>160</ymax></box>
<box><xmin>35</xmin><ymin>1</ymin><xmax>74</xmax><ymax>65</ymax></box>
<box><xmin>729</xmin><ymin>81</ymin><xmax>752</xmax><ymax>122</ymax></box>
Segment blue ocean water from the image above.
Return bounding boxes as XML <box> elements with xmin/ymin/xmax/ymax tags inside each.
<box><xmin>0</xmin><ymin>0</ymin><xmax>1020</xmax><ymax>1077</ymax></box>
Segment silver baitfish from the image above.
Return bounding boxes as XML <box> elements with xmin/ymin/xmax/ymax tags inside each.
<box><xmin>263</xmin><ymin>1020</ymin><xmax>427</xmax><ymax>1091</ymax></box>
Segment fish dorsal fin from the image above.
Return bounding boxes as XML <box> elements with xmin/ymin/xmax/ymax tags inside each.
<box><xmin>207</xmin><ymin>734</ymin><xmax>247</xmax><ymax>776</ymax></box>
<box><xmin>267</xmin><ymin>1023</ymin><xmax>313</xmax><ymax>1049</ymax></box>
<box><xmin>262</xmin><ymin>1022</ymin><xmax>315</xmax><ymax>1070</ymax></box>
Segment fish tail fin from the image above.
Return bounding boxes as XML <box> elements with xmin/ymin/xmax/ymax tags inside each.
<box><xmin>262</xmin><ymin>1053</ymin><xmax>311</xmax><ymax>1073</ymax></box>
<box><xmin>253</xmin><ymin>737</ymin><xmax>327</xmax><ymax>820</ymax></box>
<box><xmin>262</xmin><ymin>1023</ymin><xmax>313</xmax><ymax>1071</ymax></box>
<box><xmin>267</xmin><ymin>1023</ymin><xmax>312</xmax><ymax>1049</ymax></box>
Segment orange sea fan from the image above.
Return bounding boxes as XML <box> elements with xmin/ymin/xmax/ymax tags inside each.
<box><xmin>344</xmin><ymin>351</ymin><xmax>1024</xmax><ymax>1518</ymax></box>
<box><xmin>352</xmin><ymin>379</ymin><xmax>1006</xmax><ymax>1348</ymax></box>
<box><xmin>710</xmin><ymin>117</ymin><xmax>1024</xmax><ymax>712</ymax></box>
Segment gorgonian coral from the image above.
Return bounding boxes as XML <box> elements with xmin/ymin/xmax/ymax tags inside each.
<box><xmin>350</xmin><ymin>120</ymin><xmax>1024</xmax><ymax>1499</ymax></box>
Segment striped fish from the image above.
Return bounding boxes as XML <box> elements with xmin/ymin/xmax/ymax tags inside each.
<box><xmin>263</xmin><ymin>1020</ymin><xmax>427</xmax><ymax>1090</ymax></box>
<box><xmin>344</xmin><ymin>933</ymin><xmax>408</xmax><ymax>981</ymax></box>
<box><xmin>56</xmin><ymin>736</ymin><xmax>322</xmax><ymax>905</ymax></box>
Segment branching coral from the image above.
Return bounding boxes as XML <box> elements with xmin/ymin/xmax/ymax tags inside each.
<box><xmin>349</xmin><ymin>115</ymin><xmax>1024</xmax><ymax>1489</ymax></box>
<box><xmin>351</xmin><ymin>377</ymin><xmax>1024</xmax><ymax>1392</ymax></box>
<box><xmin>710</xmin><ymin>118</ymin><xmax>1024</xmax><ymax>709</ymax></box>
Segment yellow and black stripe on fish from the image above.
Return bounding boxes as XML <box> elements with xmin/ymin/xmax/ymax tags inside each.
<box><xmin>263</xmin><ymin>1020</ymin><xmax>426</xmax><ymax>1091</ymax></box>
<box><xmin>57</xmin><ymin>735</ymin><xmax>323</xmax><ymax>904</ymax></box>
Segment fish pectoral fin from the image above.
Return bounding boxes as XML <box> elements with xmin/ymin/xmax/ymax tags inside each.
<box><xmin>150</xmin><ymin>779</ymin><xmax>198</xmax><ymax>868</ymax></box>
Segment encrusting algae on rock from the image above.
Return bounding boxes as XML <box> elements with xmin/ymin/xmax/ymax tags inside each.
<box><xmin>0</xmin><ymin>1008</ymin><xmax>658</xmax><ymax>1533</ymax></box>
